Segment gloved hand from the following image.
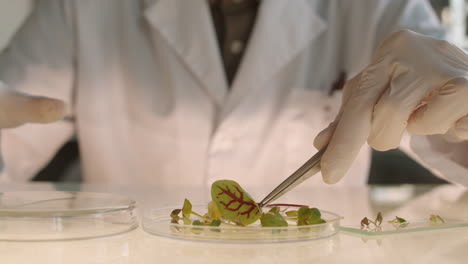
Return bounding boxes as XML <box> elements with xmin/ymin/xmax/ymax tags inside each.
<box><xmin>0</xmin><ymin>82</ymin><xmax>65</xmax><ymax>128</ymax></box>
<box><xmin>314</xmin><ymin>29</ymin><xmax>468</xmax><ymax>184</ymax></box>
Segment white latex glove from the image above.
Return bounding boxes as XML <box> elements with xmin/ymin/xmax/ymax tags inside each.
<box><xmin>0</xmin><ymin>82</ymin><xmax>65</xmax><ymax>128</ymax></box>
<box><xmin>314</xmin><ymin>29</ymin><xmax>468</xmax><ymax>184</ymax></box>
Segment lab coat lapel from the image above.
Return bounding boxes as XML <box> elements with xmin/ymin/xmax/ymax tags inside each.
<box><xmin>144</xmin><ymin>0</ymin><xmax>228</xmax><ymax>107</ymax></box>
<box><xmin>223</xmin><ymin>0</ymin><xmax>327</xmax><ymax>116</ymax></box>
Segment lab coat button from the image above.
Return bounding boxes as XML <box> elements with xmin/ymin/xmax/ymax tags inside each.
<box><xmin>230</xmin><ymin>40</ymin><xmax>244</xmax><ymax>54</ymax></box>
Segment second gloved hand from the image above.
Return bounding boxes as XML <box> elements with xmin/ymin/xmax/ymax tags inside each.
<box><xmin>314</xmin><ymin>29</ymin><xmax>468</xmax><ymax>184</ymax></box>
<box><xmin>0</xmin><ymin>82</ymin><xmax>65</xmax><ymax>128</ymax></box>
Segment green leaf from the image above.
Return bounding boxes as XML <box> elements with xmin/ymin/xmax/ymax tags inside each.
<box><xmin>192</xmin><ymin>220</ymin><xmax>204</xmax><ymax>226</ymax></box>
<box><xmin>210</xmin><ymin>219</ymin><xmax>221</xmax><ymax>226</ymax></box>
<box><xmin>388</xmin><ymin>216</ymin><xmax>408</xmax><ymax>229</ymax></box>
<box><xmin>268</xmin><ymin>207</ymin><xmax>280</xmax><ymax>214</ymax></box>
<box><xmin>211</xmin><ymin>180</ymin><xmax>261</xmax><ymax>226</ymax></box>
<box><xmin>395</xmin><ymin>216</ymin><xmax>406</xmax><ymax>223</ymax></box>
<box><xmin>182</xmin><ymin>199</ymin><xmax>192</xmax><ymax>225</ymax></box>
<box><xmin>309</xmin><ymin>208</ymin><xmax>321</xmax><ymax>218</ymax></box>
<box><xmin>429</xmin><ymin>214</ymin><xmax>445</xmax><ymax>224</ymax></box>
<box><xmin>388</xmin><ymin>216</ymin><xmax>407</xmax><ymax>224</ymax></box>
<box><xmin>306</xmin><ymin>217</ymin><xmax>326</xmax><ymax>225</ymax></box>
<box><xmin>285</xmin><ymin>210</ymin><xmax>298</xmax><ymax>217</ymax></box>
<box><xmin>208</xmin><ymin>201</ymin><xmax>222</xmax><ymax>220</ymax></box>
<box><xmin>298</xmin><ymin>207</ymin><xmax>321</xmax><ymax>218</ymax></box>
<box><xmin>375</xmin><ymin>212</ymin><xmax>383</xmax><ymax>226</ymax></box>
<box><xmin>260</xmin><ymin>212</ymin><xmax>288</xmax><ymax>227</ymax></box>
<box><xmin>209</xmin><ymin>219</ymin><xmax>222</xmax><ymax>232</ymax></box>
<box><xmin>297</xmin><ymin>207</ymin><xmax>325</xmax><ymax>226</ymax></box>
<box><xmin>360</xmin><ymin>217</ymin><xmax>370</xmax><ymax>229</ymax></box>
<box><xmin>170</xmin><ymin>209</ymin><xmax>181</xmax><ymax>222</ymax></box>
<box><xmin>437</xmin><ymin>215</ymin><xmax>445</xmax><ymax>223</ymax></box>
<box><xmin>297</xmin><ymin>210</ymin><xmax>307</xmax><ymax>226</ymax></box>
<box><xmin>191</xmin><ymin>220</ymin><xmax>204</xmax><ymax>234</ymax></box>
<box><xmin>182</xmin><ymin>199</ymin><xmax>192</xmax><ymax>217</ymax></box>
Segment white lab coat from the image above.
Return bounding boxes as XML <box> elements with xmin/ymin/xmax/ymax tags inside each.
<box><xmin>0</xmin><ymin>0</ymin><xmax>450</xmax><ymax>186</ymax></box>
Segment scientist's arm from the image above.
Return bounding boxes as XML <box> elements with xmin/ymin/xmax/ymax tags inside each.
<box><xmin>0</xmin><ymin>0</ymin><xmax>74</xmax><ymax>181</ymax></box>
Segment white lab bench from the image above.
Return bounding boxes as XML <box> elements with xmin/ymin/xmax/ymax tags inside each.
<box><xmin>0</xmin><ymin>182</ymin><xmax>467</xmax><ymax>264</ymax></box>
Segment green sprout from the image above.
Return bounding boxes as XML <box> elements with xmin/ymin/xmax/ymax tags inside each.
<box><xmin>388</xmin><ymin>216</ymin><xmax>408</xmax><ymax>229</ymax></box>
<box><xmin>360</xmin><ymin>212</ymin><xmax>383</xmax><ymax>231</ymax></box>
<box><xmin>207</xmin><ymin>201</ymin><xmax>222</xmax><ymax>220</ymax></box>
<box><xmin>210</xmin><ymin>219</ymin><xmax>221</xmax><ymax>226</ymax></box>
<box><xmin>268</xmin><ymin>206</ymin><xmax>281</xmax><ymax>214</ymax></box>
<box><xmin>170</xmin><ymin>209</ymin><xmax>181</xmax><ymax>224</ymax></box>
<box><xmin>375</xmin><ymin>212</ymin><xmax>383</xmax><ymax>226</ymax></box>
<box><xmin>285</xmin><ymin>210</ymin><xmax>298</xmax><ymax>217</ymax></box>
<box><xmin>388</xmin><ymin>216</ymin><xmax>407</xmax><ymax>224</ymax></box>
<box><xmin>429</xmin><ymin>214</ymin><xmax>445</xmax><ymax>224</ymax></box>
<box><xmin>260</xmin><ymin>210</ymin><xmax>288</xmax><ymax>227</ymax></box>
<box><xmin>182</xmin><ymin>199</ymin><xmax>192</xmax><ymax>225</ymax></box>
<box><xmin>297</xmin><ymin>207</ymin><xmax>325</xmax><ymax>226</ymax></box>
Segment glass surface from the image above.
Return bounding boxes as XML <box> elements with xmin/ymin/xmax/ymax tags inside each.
<box><xmin>340</xmin><ymin>219</ymin><xmax>468</xmax><ymax>237</ymax></box>
<box><xmin>142</xmin><ymin>205</ymin><xmax>341</xmax><ymax>243</ymax></box>
<box><xmin>0</xmin><ymin>191</ymin><xmax>138</xmax><ymax>241</ymax></box>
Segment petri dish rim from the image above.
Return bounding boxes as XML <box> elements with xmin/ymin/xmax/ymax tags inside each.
<box><xmin>0</xmin><ymin>191</ymin><xmax>138</xmax><ymax>241</ymax></box>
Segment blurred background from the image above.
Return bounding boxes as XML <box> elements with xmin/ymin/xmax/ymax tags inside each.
<box><xmin>0</xmin><ymin>0</ymin><xmax>465</xmax><ymax>184</ymax></box>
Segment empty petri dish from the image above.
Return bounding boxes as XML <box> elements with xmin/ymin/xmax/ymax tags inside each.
<box><xmin>142</xmin><ymin>204</ymin><xmax>341</xmax><ymax>243</ymax></box>
<box><xmin>0</xmin><ymin>191</ymin><xmax>138</xmax><ymax>241</ymax></box>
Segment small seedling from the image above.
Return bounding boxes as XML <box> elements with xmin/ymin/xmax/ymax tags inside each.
<box><xmin>388</xmin><ymin>216</ymin><xmax>407</xmax><ymax>224</ymax></box>
<box><xmin>429</xmin><ymin>214</ymin><xmax>445</xmax><ymax>224</ymax></box>
<box><xmin>388</xmin><ymin>216</ymin><xmax>409</xmax><ymax>228</ymax></box>
<box><xmin>360</xmin><ymin>212</ymin><xmax>383</xmax><ymax>231</ymax></box>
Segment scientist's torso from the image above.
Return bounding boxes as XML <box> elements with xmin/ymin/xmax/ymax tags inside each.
<box><xmin>66</xmin><ymin>0</ymin><xmax>439</xmax><ymax>186</ymax></box>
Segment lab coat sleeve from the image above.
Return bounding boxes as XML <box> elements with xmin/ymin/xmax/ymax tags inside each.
<box><xmin>341</xmin><ymin>0</ymin><xmax>445</xmax><ymax>77</ymax></box>
<box><xmin>374</xmin><ymin>0</ymin><xmax>445</xmax><ymax>43</ymax></box>
<box><xmin>402</xmin><ymin>134</ymin><xmax>468</xmax><ymax>186</ymax></box>
<box><xmin>0</xmin><ymin>0</ymin><xmax>75</xmax><ymax>182</ymax></box>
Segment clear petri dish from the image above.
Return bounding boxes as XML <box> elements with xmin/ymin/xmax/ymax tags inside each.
<box><xmin>340</xmin><ymin>219</ymin><xmax>468</xmax><ymax>237</ymax></box>
<box><xmin>0</xmin><ymin>191</ymin><xmax>138</xmax><ymax>241</ymax></box>
<box><xmin>142</xmin><ymin>204</ymin><xmax>341</xmax><ymax>243</ymax></box>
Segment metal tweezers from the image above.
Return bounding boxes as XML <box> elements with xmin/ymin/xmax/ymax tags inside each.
<box><xmin>258</xmin><ymin>146</ymin><xmax>327</xmax><ymax>208</ymax></box>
